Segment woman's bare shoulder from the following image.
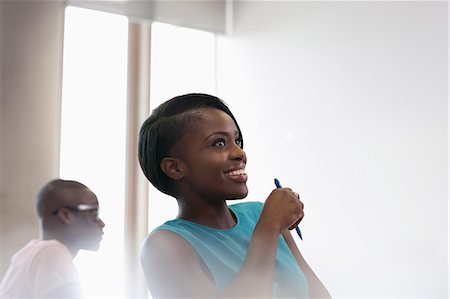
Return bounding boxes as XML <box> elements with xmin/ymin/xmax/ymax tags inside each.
<box><xmin>140</xmin><ymin>229</ymin><xmax>216</xmax><ymax>298</ymax></box>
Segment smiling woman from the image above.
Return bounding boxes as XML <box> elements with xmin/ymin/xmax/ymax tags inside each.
<box><xmin>138</xmin><ymin>93</ymin><xmax>331</xmax><ymax>298</ymax></box>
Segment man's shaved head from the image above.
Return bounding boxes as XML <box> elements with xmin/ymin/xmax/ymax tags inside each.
<box><xmin>34</xmin><ymin>178</ymin><xmax>104</xmax><ymax>256</ymax></box>
<box><xmin>36</xmin><ymin>179</ymin><xmax>90</xmax><ymax>218</ymax></box>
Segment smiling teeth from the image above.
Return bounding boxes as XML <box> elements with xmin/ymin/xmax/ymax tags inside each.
<box><xmin>227</xmin><ymin>169</ymin><xmax>246</xmax><ymax>176</ymax></box>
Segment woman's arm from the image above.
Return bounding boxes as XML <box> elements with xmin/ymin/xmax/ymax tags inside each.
<box><xmin>141</xmin><ymin>230</ymin><xmax>218</xmax><ymax>298</ymax></box>
<box><xmin>282</xmin><ymin>230</ymin><xmax>332</xmax><ymax>299</ymax></box>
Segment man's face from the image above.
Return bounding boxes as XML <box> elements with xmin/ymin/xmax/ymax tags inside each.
<box><xmin>70</xmin><ymin>189</ymin><xmax>105</xmax><ymax>251</ymax></box>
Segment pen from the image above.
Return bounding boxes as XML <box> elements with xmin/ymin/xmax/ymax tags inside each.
<box><xmin>274</xmin><ymin>178</ymin><xmax>303</xmax><ymax>240</ymax></box>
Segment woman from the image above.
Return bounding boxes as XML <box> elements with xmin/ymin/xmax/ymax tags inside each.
<box><xmin>138</xmin><ymin>93</ymin><xmax>331</xmax><ymax>298</ymax></box>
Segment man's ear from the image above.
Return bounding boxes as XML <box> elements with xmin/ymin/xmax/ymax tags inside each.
<box><xmin>57</xmin><ymin>208</ymin><xmax>74</xmax><ymax>224</ymax></box>
<box><xmin>160</xmin><ymin>157</ymin><xmax>185</xmax><ymax>180</ymax></box>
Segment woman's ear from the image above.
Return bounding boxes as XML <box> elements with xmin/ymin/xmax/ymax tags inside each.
<box><xmin>160</xmin><ymin>157</ymin><xmax>185</xmax><ymax>180</ymax></box>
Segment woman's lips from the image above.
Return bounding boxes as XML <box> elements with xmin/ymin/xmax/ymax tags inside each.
<box><xmin>225</xmin><ymin>169</ymin><xmax>248</xmax><ymax>183</ymax></box>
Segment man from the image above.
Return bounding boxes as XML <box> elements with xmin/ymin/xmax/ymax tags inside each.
<box><xmin>0</xmin><ymin>179</ymin><xmax>105</xmax><ymax>298</ymax></box>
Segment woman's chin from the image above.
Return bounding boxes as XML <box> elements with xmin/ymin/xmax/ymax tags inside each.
<box><xmin>227</xmin><ymin>189</ymin><xmax>249</xmax><ymax>200</ymax></box>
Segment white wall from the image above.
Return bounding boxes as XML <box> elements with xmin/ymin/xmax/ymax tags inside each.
<box><xmin>217</xmin><ymin>1</ymin><xmax>448</xmax><ymax>298</ymax></box>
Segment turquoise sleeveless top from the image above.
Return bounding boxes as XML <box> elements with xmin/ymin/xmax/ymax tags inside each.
<box><xmin>155</xmin><ymin>201</ymin><xmax>310</xmax><ymax>298</ymax></box>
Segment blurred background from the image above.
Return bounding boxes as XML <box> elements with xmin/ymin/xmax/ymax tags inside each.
<box><xmin>1</xmin><ymin>0</ymin><xmax>448</xmax><ymax>298</ymax></box>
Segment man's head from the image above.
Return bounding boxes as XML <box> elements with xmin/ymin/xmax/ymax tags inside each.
<box><xmin>36</xmin><ymin>179</ymin><xmax>105</xmax><ymax>255</ymax></box>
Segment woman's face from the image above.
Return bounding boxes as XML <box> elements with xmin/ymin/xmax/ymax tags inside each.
<box><xmin>173</xmin><ymin>107</ymin><xmax>248</xmax><ymax>202</ymax></box>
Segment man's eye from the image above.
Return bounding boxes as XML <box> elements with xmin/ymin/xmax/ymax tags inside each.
<box><xmin>213</xmin><ymin>139</ymin><xmax>226</xmax><ymax>147</ymax></box>
<box><xmin>90</xmin><ymin>209</ymin><xmax>99</xmax><ymax>219</ymax></box>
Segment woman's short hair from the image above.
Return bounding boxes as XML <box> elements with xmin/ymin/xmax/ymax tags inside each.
<box><xmin>138</xmin><ymin>93</ymin><xmax>243</xmax><ymax>197</ymax></box>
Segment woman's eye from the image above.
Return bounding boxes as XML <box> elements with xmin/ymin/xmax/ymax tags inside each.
<box><xmin>213</xmin><ymin>139</ymin><xmax>226</xmax><ymax>147</ymax></box>
<box><xmin>235</xmin><ymin>139</ymin><xmax>243</xmax><ymax>148</ymax></box>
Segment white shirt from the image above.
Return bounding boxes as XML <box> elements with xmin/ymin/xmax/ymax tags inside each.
<box><xmin>0</xmin><ymin>239</ymin><xmax>81</xmax><ymax>298</ymax></box>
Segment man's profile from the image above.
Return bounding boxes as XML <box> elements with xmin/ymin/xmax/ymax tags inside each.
<box><xmin>0</xmin><ymin>179</ymin><xmax>105</xmax><ymax>298</ymax></box>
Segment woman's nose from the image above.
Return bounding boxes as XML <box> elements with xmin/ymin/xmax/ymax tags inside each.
<box><xmin>230</xmin><ymin>142</ymin><xmax>246</xmax><ymax>161</ymax></box>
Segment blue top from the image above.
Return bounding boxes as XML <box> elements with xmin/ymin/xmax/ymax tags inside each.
<box><xmin>155</xmin><ymin>201</ymin><xmax>310</xmax><ymax>298</ymax></box>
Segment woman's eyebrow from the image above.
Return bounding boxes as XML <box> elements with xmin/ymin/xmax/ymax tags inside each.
<box><xmin>205</xmin><ymin>130</ymin><xmax>240</xmax><ymax>140</ymax></box>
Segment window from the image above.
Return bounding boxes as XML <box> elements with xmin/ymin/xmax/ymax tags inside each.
<box><xmin>61</xmin><ymin>11</ymin><xmax>218</xmax><ymax>297</ymax></box>
<box><xmin>60</xmin><ymin>7</ymin><xmax>128</xmax><ymax>298</ymax></box>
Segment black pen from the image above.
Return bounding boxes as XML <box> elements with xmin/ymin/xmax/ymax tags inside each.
<box><xmin>274</xmin><ymin>178</ymin><xmax>303</xmax><ymax>240</ymax></box>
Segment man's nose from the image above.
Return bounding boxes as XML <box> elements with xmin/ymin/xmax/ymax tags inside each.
<box><xmin>98</xmin><ymin>218</ymin><xmax>105</xmax><ymax>228</ymax></box>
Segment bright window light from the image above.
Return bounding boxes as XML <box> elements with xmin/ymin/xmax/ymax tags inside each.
<box><xmin>60</xmin><ymin>6</ymin><xmax>128</xmax><ymax>298</ymax></box>
<box><xmin>148</xmin><ymin>22</ymin><xmax>217</xmax><ymax>231</ymax></box>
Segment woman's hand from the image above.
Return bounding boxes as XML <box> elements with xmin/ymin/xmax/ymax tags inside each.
<box><xmin>259</xmin><ymin>188</ymin><xmax>304</xmax><ymax>234</ymax></box>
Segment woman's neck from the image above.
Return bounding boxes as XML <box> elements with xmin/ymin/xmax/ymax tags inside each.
<box><xmin>176</xmin><ymin>199</ymin><xmax>236</xmax><ymax>229</ymax></box>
